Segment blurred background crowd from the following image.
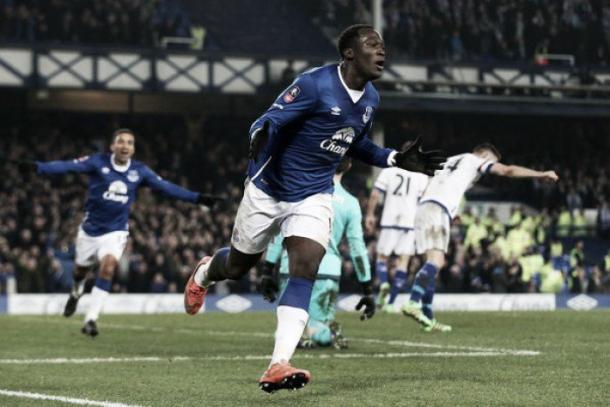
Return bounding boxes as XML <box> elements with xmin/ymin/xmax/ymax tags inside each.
<box><xmin>1</xmin><ymin>112</ymin><xmax>609</xmax><ymax>296</ymax></box>
<box><xmin>3</xmin><ymin>0</ymin><xmax>610</xmax><ymax>65</ymax></box>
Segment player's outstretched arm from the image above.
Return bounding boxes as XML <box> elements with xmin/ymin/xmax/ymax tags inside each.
<box><xmin>393</xmin><ymin>136</ymin><xmax>447</xmax><ymax>176</ymax></box>
<box><xmin>142</xmin><ymin>167</ymin><xmax>223</xmax><ymax>207</ymax></box>
<box><xmin>489</xmin><ymin>163</ymin><xmax>559</xmax><ymax>182</ymax></box>
<box><xmin>2</xmin><ymin>154</ymin><xmax>96</xmax><ymax>175</ymax></box>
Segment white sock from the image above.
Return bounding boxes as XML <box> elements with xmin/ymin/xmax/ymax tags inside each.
<box><xmin>194</xmin><ymin>258</ymin><xmax>215</xmax><ymax>288</ymax></box>
<box><xmin>84</xmin><ymin>286</ymin><xmax>109</xmax><ymax>322</ymax></box>
<box><xmin>270</xmin><ymin>306</ymin><xmax>309</xmax><ymax>366</ymax></box>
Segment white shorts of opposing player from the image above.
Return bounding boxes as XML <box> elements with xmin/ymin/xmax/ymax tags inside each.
<box><xmin>75</xmin><ymin>227</ymin><xmax>129</xmax><ymax>267</ymax></box>
<box><xmin>231</xmin><ymin>182</ymin><xmax>333</xmax><ymax>254</ymax></box>
<box><xmin>377</xmin><ymin>228</ymin><xmax>416</xmax><ymax>257</ymax></box>
<box><xmin>414</xmin><ymin>202</ymin><xmax>451</xmax><ymax>254</ymax></box>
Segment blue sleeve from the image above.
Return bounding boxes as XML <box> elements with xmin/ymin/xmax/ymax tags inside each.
<box><xmin>347</xmin><ymin>128</ymin><xmax>394</xmax><ymax>168</ymax></box>
<box><xmin>36</xmin><ymin>155</ymin><xmax>97</xmax><ymax>175</ymax></box>
<box><xmin>346</xmin><ymin>200</ymin><xmax>371</xmax><ymax>283</ymax></box>
<box><xmin>249</xmin><ymin>73</ymin><xmax>318</xmax><ymax>144</ymax></box>
<box><xmin>142</xmin><ymin>166</ymin><xmax>199</xmax><ymax>203</ymax></box>
<box><xmin>264</xmin><ymin>234</ymin><xmax>284</xmax><ymax>264</ymax></box>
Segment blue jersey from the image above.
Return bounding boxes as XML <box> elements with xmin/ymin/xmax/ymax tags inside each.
<box><xmin>37</xmin><ymin>153</ymin><xmax>199</xmax><ymax>236</ymax></box>
<box><xmin>248</xmin><ymin>64</ymin><xmax>394</xmax><ymax>202</ymax></box>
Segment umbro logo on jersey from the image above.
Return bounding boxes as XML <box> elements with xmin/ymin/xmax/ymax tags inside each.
<box><xmin>330</xmin><ymin>106</ymin><xmax>341</xmax><ymax>116</ymax></box>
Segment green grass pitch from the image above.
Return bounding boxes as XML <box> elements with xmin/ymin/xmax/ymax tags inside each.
<box><xmin>1</xmin><ymin>311</ymin><xmax>609</xmax><ymax>406</ymax></box>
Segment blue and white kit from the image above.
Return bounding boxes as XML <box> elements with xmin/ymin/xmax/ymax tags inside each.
<box><xmin>233</xmin><ymin>64</ymin><xmax>396</xmax><ymax>253</ymax></box>
<box><xmin>37</xmin><ymin>152</ymin><xmax>199</xmax><ymax>265</ymax></box>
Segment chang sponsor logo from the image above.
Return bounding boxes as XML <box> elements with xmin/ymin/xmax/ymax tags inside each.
<box><xmin>320</xmin><ymin>127</ymin><xmax>355</xmax><ymax>156</ymax></box>
<box><xmin>103</xmin><ymin>180</ymin><xmax>129</xmax><ymax>204</ymax></box>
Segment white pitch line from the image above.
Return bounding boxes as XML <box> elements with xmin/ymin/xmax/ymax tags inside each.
<box><xmin>0</xmin><ymin>389</ymin><xmax>142</xmax><ymax>407</ymax></box>
<box><xmin>0</xmin><ymin>349</ymin><xmax>537</xmax><ymax>366</ymax></box>
<box><xmin>19</xmin><ymin>318</ymin><xmax>541</xmax><ymax>355</ymax></box>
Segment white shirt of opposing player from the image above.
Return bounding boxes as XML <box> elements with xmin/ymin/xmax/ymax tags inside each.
<box><xmin>420</xmin><ymin>153</ymin><xmax>494</xmax><ymax>218</ymax></box>
<box><xmin>374</xmin><ymin>167</ymin><xmax>429</xmax><ymax>228</ymax></box>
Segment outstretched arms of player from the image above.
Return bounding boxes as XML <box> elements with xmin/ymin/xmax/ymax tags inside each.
<box><xmin>489</xmin><ymin>163</ymin><xmax>559</xmax><ymax>182</ymax></box>
<box><xmin>142</xmin><ymin>167</ymin><xmax>224</xmax><ymax>208</ymax></box>
<box><xmin>1</xmin><ymin>154</ymin><xmax>97</xmax><ymax>175</ymax></box>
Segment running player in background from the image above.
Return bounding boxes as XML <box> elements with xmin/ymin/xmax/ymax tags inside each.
<box><xmin>183</xmin><ymin>24</ymin><xmax>446</xmax><ymax>393</ymax></box>
<box><xmin>366</xmin><ymin>141</ymin><xmax>429</xmax><ymax>313</ymax></box>
<box><xmin>6</xmin><ymin>129</ymin><xmax>221</xmax><ymax>336</ymax></box>
<box><xmin>402</xmin><ymin>143</ymin><xmax>558</xmax><ymax>332</ymax></box>
<box><xmin>259</xmin><ymin>157</ymin><xmax>374</xmax><ymax>350</ymax></box>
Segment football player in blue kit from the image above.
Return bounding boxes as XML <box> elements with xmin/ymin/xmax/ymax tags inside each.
<box><xmin>184</xmin><ymin>24</ymin><xmax>447</xmax><ymax>392</ymax></box>
<box><xmin>9</xmin><ymin>129</ymin><xmax>221</xmax><ymax>336</ymax></box>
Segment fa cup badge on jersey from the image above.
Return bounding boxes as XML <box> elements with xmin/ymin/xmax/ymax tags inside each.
<box><xmin>127</xmin><ymin>169</ymin><xmax>140</xmax><ymax>183</ymax></box>
<box><xmin>362</xmin><ymin>106</ymin><xmax>373</xmax><ymax>123</ymax></box>
<box><xmin>282</xmin><ymin>85</ymin><xmax>301</xmax><ymax>103</ymax></box>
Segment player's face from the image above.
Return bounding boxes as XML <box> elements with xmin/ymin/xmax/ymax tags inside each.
<box><xmin>111</xmin><ymin>133</ymin><xmax>135</xmax><ymax>163</ymax></box>
<box><xmin>353</xmin><ymin>29</ymin><xmax>385</xmax><ymax>80</ymax></box>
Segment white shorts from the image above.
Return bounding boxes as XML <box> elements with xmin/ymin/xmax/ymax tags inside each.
<box><xmin>414</xmin><ymin>202</ymin><xmax>451</xmax><ymax>254</ymax></box>
<box><xmin>377</xmin><ymin>228</ymin><xmax>415</xmax><ymax>256</ymax></box>
<box><xmin>75</xmin><ymin>227</ymin><xmax>129</xmax><ymax>267</ymax></box>
<box><xmin>231</xmin><ymin>182</ymin><xmax>333</xmax><ymax>254</ymax></box>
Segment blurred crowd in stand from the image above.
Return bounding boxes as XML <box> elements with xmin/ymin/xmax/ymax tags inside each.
<box><xmin>0</xmin><ymin>0</ymin><xmax>191</xmax><ymax>46</ymax></box>
<box><xmin>316</xmin><ymin>0</ymin><xmax>610</xmax><ymax>65</ymax></box>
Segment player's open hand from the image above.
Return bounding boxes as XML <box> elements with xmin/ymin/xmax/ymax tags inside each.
<box><xmin>394</xmin><ymin>136</ymin><xmax>447</xmax><ymax>176</ymax></box>
<box><xmin>355</xmin><ymin>295</ymin><xmax>376</xmax><ymax>321</ymax></box>
<box><xmin>541</xmin><ymin>171</ymin><xmax>559</xmax><ymax>182</ymax></box>
<box><xmin>197</xmin><ymin>193</ymin><xmax>225</xmax><ymax>210</ymax></box>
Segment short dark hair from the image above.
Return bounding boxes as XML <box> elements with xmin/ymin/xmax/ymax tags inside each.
<box><xmin>337</xmin><ymin>24</ymin><xmax>374</xmax><ymax>59</ymax></box>
<box><xmin>112</xmin><ymin>128</ymin><xmax>135</xmax><ymax>143</ymax></box>
<box><xmin>473</xmin><ymin>142</ymin><xmax>501</xmax><ymax>161</ymax></box>
<box><xmin>336</xmin><ymin>157</ymin><xmax>352</xmax><ymax>175</ymax></box>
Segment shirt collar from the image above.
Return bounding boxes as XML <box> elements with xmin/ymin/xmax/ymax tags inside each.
<box><xmin>110</xmin><ymin>154</ymin><xmax>130</xmax><ymax>173</ymax></box>
<box><xmin>337</xmin><ymin>65</ymin><xmax>365</xmax><ymax>104</ymax></box>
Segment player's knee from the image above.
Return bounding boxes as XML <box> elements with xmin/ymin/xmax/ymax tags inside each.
<box><xmin>99</xmin><ymin>255</ymin><xmax>118</xmax><ymax>278</ymax></box>
<box><xmin>289</xmin><ymin>256</ymin><xmax>319</xmax><ymax>280</ymax></box>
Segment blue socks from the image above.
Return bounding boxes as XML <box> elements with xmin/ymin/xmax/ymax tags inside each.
<box><xmin>94</xmin><ymin>277</ymin><xmax>111</xmax><ymax>292</ymax></box>
<box><xmin>410</xmin><ymin>262</ymin><xmax>438</xmax><ymax>303</ymax></box>
<box><xmin>376</xmin><ymin>261</ymin><xmax>388</xmax><ymax>285</ymax></box>
<box><xmin>422</xmin><ymin>288</ymin><xmax>435</xmax><ymax>320</ymax></box>
<box><xmin>278</xmin><ymin>277</ymin><xmax>314</xmax><ymax>312</ymax></box>
<box><xmin>389</xmin><ymin>270</ymin><xmax>407</xmax><ymax>304</ymax></box>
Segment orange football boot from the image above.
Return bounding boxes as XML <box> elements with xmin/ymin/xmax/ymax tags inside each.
<box><xmin>259</xmin><ymin>362</ymin><xmax>311</xmax><ymax>393</ymax></box>
<box><xmin>184</xmin><ymin>256</ymin><xmax>211</xmax><ymax>315</ymax></box>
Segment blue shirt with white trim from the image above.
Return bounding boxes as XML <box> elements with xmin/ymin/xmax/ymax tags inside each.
<box><xmin>37</xmin><ymin>153</ymin><xmax>199</xmax><ymax>236</ymax></box>
<box><xmin>248</xmin><ymin>64</ymin><xmax>394</xmax><ymax>202</ymax></box>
